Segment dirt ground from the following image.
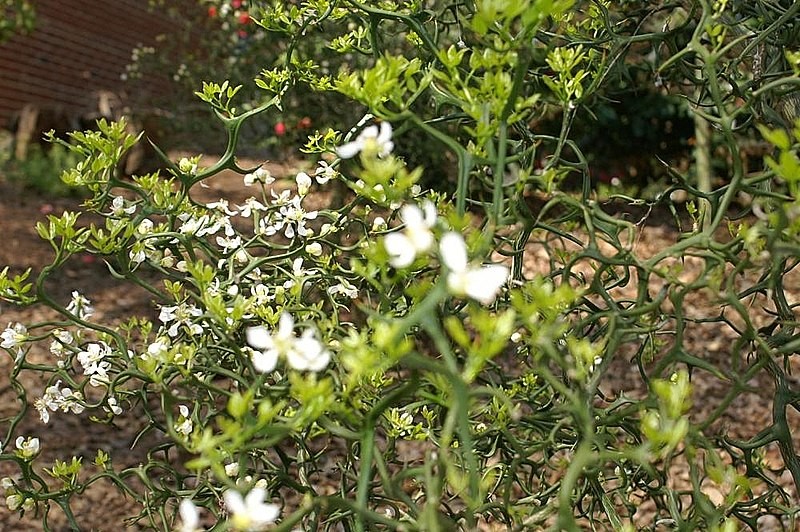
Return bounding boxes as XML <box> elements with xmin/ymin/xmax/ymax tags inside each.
<box><xmin>1</xmin><ymin>161</ymin><xmax>799</xmax><ymax>531</ymax></box>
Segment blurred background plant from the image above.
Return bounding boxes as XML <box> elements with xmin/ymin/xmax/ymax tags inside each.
<box><xmin>0</xmin><ymin>142</ymin><xmax>85</xmax><ymax>197</ymax></box>
<box><xmin>0</xmin><ymin>0</ymin><xmax>35</xmax><ymax>43</ymax></box>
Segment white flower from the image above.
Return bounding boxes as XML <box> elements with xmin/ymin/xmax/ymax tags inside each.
<box><xmin>270</xmin><ymin>188</ymin><xmax>292</xmax><ymax>205</ymax></box>
<box><xmin>66</xmin><ymin>291</ymin><xmax>94</xmax><ymax>320</ymax></box>
<box><xmin>283</xmin><ymin>257</ymin><xmax>316</xmax><ymax>290</ymax></box>
<box><xmin>159</xmin><ymin>303</ymin><xmax>203</xmax><ymax>337</ymax></box>
<box><xmin>223</xmin><ymin>488</ymin><xmax>280</xmax><ymax>531</ymax></box>
<box><xmin>279</xmin><ymin>197</ymin><xmax>318</xmax><ymax>239</ymax></box>
<box><xmin>207</xmin><ymin>199</ymin><xmax>238</xmax><ymax>216</ymax></box>
<box><xmin>250</xmin><ymin>283</ymin><xmax>273</xmax><ymax>305</ymax></box>
<box><xmin>244</xmin><ymin>167</ymin><xmax>274</xmax><ymax>187</ymax></box>
<box><xmin>296</xmin><ymin>172</ymin><xmax>312</xmax><ymax>195</ymax></box>
<box><xmin>147</xmin><ymin>339</ymin><xmax>170</xmax><ymax>360</ymax></box>
<box><xmin>15</xmin><ymin>436</ymin><xmax>39</xmax><ymax>460</ymax></box>
<box><xmin>178</xmin><ymin>214</ymin><xmax>210</xmax><ymax>235</ymax></box>
<box><xmin>260</xmin><ymin>196</ymin><xmax>318</xmax><ymax>239</ymax></box>
<box><xmin>34</xmin><ymin>380</ymin><xmax>85</xmax><ymax>423</ymax></box>
<box><xmin>178</xmin><ymin>498</ymin><xmax>202</xmax><ymax>532</ymax></box>
<box><xmin>305</xmin><ymin>242</ymin><xmax>323</xmax><ymax>256</ymax></box>
<box><xmin>105</xmin><ymin>396</ymin><xmax>123</xmax><ymax>416</ymax></box>
<box><xmin>1</xmin><ymin>323</ymin><xmax>27</xmax><ymax>350</ymax></box>
<box><xmin>372</xmin><ymin>217</ymin><xmax>386</xmax><ymax>232</ymax></box>
<box><xmin>237</xmin><ymin>197</ymin><xmax>267</xmax><ymax>218</ymax></box>
<box><xmin>246</xmin><ymin>345</ymin><xmax>278</xmax><ymax>373</ymax></box>
<box><xmin>49</xmin><ymin>345</ymin><xmax>65</xmax><ymax>360</ymax></box>
<box><xmin>109</xmin><ymin>196</ymin><xmax>136</xmax><ymax>216</ymax></box>
<box><xmin>327</xmin><ymin>279</ymin><xmax>358</xmax><ymax>299</ymax></box>
<box><xmin>129</xmin><ymin>241</ymin><xmax>148</xmax><ymax>265</ymax></box>
<box><xmin>336</xmin><ymin>121</ymin><xmax>394</xmax><ymax>159</ymax></box>
<box><xmin>246</xmin><ymin>313</ymin><xmax>295</xmax><ymax>368</ymax></box>
<box><xmin>439</xmin><ymin>232</ymin><xmax>509</xmax><ymax>305</ymax></box>
<box><xmin>314</xmin><ymin>161</ymin><xmax>337</xmax><ymax>183</ymax></box>
<box><xmin>383</xmin><ymin>202</ymin><xmax>437</xmax><ymax>268</ymax></box>
<box><xmin>55</xmin><ymin>329</ymin><xmax>74</xmax><ymax>343</ymax></box>
<box><xmin>178</xmin><ymin>157</ymin><xmax>198</xmax><ymax>175</ymax></box>
<box><xmin>287</xmin><ymin>330</ymin><xmax>330</xmax><ymax>372</ymax></box>
<box><xmin>225</xmin><ymin>462</ymin><xmax>240</xmax><ymax>477</ymax></box>
<box><xmin>32</xmin><ymin>399</ymin><xmax>49</xmax><ymax>424</ymax></box>
<box><xmin>33</xmin><ymin>398</ymin><xmax>50</xmax><ymax>423</ymax></box>
<box><xmin>6</xmin><ymin>493</ymin><xmax>22</xmax><ymax>511</ymax></box>
<box><xmin>77</xmin><ymin>342</ymin><xmax>112</xmax><ymax>386</ymax></box>
<box><xmin>137</xmin><ymin>218</ymin><xmax>155</xmax><ymax>234</ymax></box>
<box><xmin>246</xmin><ymin>313</ymin><xmax>330</xmax><ymax>373</ymax></box>
<box><xmin>175</xmin><ymin>405</ymin><xmax>193</xmax><ymax>436</ymax></box>
<box><xmin>217</xmin><ymin>234</ymin><xmax>243</xmax><ymax>253</ymax></box>
<box><xmin>49</xmin><ymin>329</ymin><xmax>73</xmax><ymax>358</ymax></box>
<box><xmin>77</xmin><ymin>341</ymin><xmax>110</xmax><ymax>368</ymax></box>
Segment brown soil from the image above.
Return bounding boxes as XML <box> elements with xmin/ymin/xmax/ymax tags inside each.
<box><xmin>0</xmin><ymin>163</ymin><xmax>799</xmax><ymax>531</ymax></box>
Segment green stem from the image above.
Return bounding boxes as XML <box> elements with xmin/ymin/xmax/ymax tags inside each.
<box><xmin>355</xmin><ymin>376</ymin><xmax>420</xmax><ymax>532</ymax></box>
<box><xmin>491</xmin><ymin>121</ymin><xmax>508</xmax><ymax>228</ymax></box>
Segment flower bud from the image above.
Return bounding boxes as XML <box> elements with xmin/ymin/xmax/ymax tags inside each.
<box><xmin>6</xmin><ymin>494</ymin><xmax>22</xmax><ymax>511</ymax></box>
<box><xmin>305</xmin><ymin>242</ymin><xmax>323</xmax><ymax>256</ymax></box>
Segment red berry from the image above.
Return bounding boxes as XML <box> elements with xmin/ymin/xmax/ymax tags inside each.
<box><xmin>238</xmin><ymin>12</ymin><xmax>250</xmax><ymax>24</ymax></box>
<box><xmin>297</xmin><ymin>116</ymin><xmax>312</xmax><ymax>129</ymax></box>
<box><xmin>274</xmin><ymin>122</ymin><xmax>287</xmax><ymax>136</ymax></box>
<box><xmin>207</xmin><ymin>5</ymin><xmax>217</xmax><ymax>17</ymax></box>
<box><xmin>231</xmin><ymin>0</ymin><xmax>242</xmax><ymax>8</ymax></box>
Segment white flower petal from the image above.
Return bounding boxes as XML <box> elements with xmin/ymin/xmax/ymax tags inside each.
<box><xmin>439</xmin><ymin>232</ymin><xmax>468</xmax><ymax>273</ymax></box>
<box><xmin>421</xmin><ymin>201</ymin><xmax>437</xmax><ymax>227</ymax></box>
<box><xmin>246</xmin><ymin>326</ymin><xmax>272</xmax><ymax>351</ymax></box>
<box><xmin>223</xmin><ymin>490</ymin><xmax>246</xmax><ymax>516</ymax></box>
<box><xmin>360</xmin><ymin>125</ymin><xmax>379</xmax><ymax>140</ymax></box>
<box><xmin>407</xmin><ymin>226</ymin><xmax>434</xmax><ymax>253</ymax></box>
<box><xmin>464</xmin><ymin>265</ymin><xmax>509</xmax><ymax>305</ymax></box>
<box><xmin>296</xmin><ymin>172</ymin><xmax>312</xmax><ymax>195</ymax></box>
<box><xmin>377</xmin><ymin>121</ymin><xmax>392</xmax><ymax>144</ymax></box>
<box><xmin>277</xmin><ymin>313</ymin><xmax>294</xmax><ymax>339</ymax></box>
<box><xmin>258</xmin><ymin>503</ymin><xmax>281</xmax><ymax>524</ymax></box>
<box><xmin>295</xmin><ymin>333</ymin><xmax>330</xmax><ymax>372</ymax></box>
<box><xmin>224</xmin><ymin>488</ymin><xmax>280</xmax><ymax>529</ymax></box>
<box><xmin>178</xmin><ymin>499</ymin><xmax>200</xmax><ymax>532</ymax></box>
<box><xmin>384</xmin><ymin>233</ymin><xmax>415</xmax><ymax>268</ymax></box>
<box><xmin>336</xmin><ymin>141</ymin><xmax>362</xmax><ymax>159</ymax></box>
<box><xmin>399</xmin><ymin>204</ymin><xmax>423</xmax><ymax>226</ymax></box>
<box><xmin>252</xmin><ymin>349</ymin><xmax>278</xmax><ymax>373</ymax></box>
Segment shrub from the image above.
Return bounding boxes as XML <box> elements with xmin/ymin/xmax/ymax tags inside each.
<box><xmin>0</xmin><ymin>0</ymin><xmax>35</xmax><ymax>43</ymax></box>
<box><xmin>2</xmin><ymin>1</ymin><xmax>800</xmax><ymax>530</ymax></box>
<box><xmin>1</xmin><ymin>141</ymin><xmax>85</xmax><ymax>197</ymax></box>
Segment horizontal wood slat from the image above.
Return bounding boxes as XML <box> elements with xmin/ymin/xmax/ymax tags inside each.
<box><xmin>0</xmin><ymin>0</ymin><xmax>182</xmax><ymax>129</ymax></box>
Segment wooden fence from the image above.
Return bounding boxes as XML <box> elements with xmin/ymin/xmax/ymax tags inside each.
<box><xmin>0</xmin><ymin>0</ymin><xmax>176</xmax><ymax>132</ymax></box>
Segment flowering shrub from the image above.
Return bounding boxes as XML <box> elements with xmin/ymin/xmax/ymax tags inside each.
<box><xmin>0</xmin><ymin>0</ymin><xmax>35</xmax><ymax>43</ymax></box>
<box><xmin>3</xmin><ymin>0</ymin><xmax>800</xmax><ymax>530</ymax></box>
